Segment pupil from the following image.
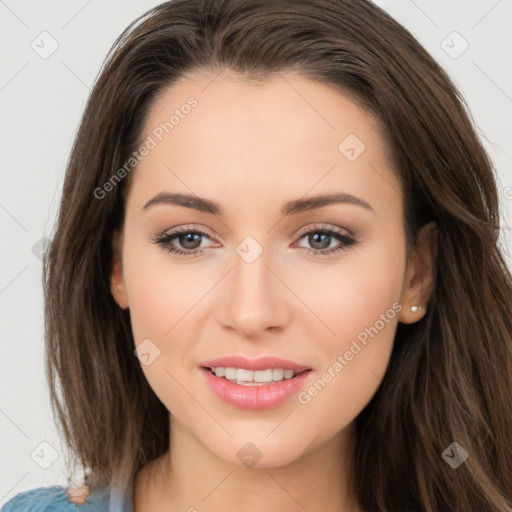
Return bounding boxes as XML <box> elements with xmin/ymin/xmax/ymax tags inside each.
<box><xmin>309</xmin><ymin>233</ymin><xmax>330</xmax><ymax>250</ymax></box>
<box><xmin>180</xmin><ymin>233</ymin><xmax>201</xmax><ymax>249</ymax></box>
<box><xmin>177</xmin><ymin>232</ymin><xmax>332</xmax><ymax>251</ymax></box>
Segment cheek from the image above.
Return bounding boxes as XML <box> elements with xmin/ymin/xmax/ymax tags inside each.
<box><xmin>295</xmin><ymin>290</ymin><xmax>400</xmax><ymax>432</ymax></box>
<box><xmin>121</xmin><ymin>238</ymin><xmax>207</xmax><ymax>345</ymax></box>
<box><xmin>293</xmin><ymin>229</ymin><xmax>405</xmax><ymax>344</ymax></box>
<box><xmin>293</xmin><ymin>234</ymin><xmax>405</xmax><ymax>408</ymax></box>
<box><xmin>120</xmin><ymin>240</ymin><xmax>205</xmax><ymax>410</ymax></box>
<box><xmin>120</xmin><ymin>235</ymin><xmax>222</xmax><ymax>405</ymax></box>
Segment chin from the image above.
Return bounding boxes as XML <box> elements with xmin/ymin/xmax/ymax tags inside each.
<box><xmin>201</xmin><ymin>432</ymin><xmax>312</xmax><ymax>470</ymax></box>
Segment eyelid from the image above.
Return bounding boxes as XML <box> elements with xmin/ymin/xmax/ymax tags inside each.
<box><xmin>151</xmin><ymin>224</ymin><xmax>220</xmax><ymax>255</ymax></box>
<box><xmin>158</xmin><ymin>224</ymin><xmax>217</xmax><ymax>240</ymax></box>
<box><xmin>155</xmin><ymin>223</ymin><xmax>354</xmax><ymax>243</ymax></box>
<box><xmin>153</xmin><ymin>222</ymin><xmax>358</xmax><ymax>257</ymax></box>
<box><xmin>294</xmin><ymin>223</ymin><xmax>354</xmax><ymax>239</ymax></box>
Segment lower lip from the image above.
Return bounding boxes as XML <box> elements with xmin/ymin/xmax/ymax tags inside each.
<box><xmin>200</xmin><ymin>367</ymin><xmax>312</xmax><ymax>410</ymax></box>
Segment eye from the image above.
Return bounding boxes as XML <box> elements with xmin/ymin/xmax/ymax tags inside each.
<box><xmin>152</xmin><ymin>226</ymin><xmax>218</xmax><ymax>257</ymax></box>
<box><xmin>152</xmin><ymin>223</ymin><xmax>357</xmax><ymax>258</ymax></box>
<box><xmin>293</xmin><ymin>224</ymin><xmax>357</xmax><ymax>256</ymax></box>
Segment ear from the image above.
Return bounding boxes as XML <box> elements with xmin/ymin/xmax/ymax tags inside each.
<box><xmin>399</xmin><ymin>222</ymin><xmax>437</xmax><ymax>324</ymax></box>
<box><xmin>110</xmin><ymin>230</ymin><xmax>129</xmax><ymax>309</ymax></box>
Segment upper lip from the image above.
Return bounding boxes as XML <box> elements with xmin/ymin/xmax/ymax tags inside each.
<box><xmin>200</xmin><ymin>356</ymin><xmax>312</xmax><ymax>372</ymax></box>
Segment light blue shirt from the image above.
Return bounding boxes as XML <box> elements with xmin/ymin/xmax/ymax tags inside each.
<box><xmin>0</xmin><ymin>485</ymin><xmax>133</xmax><ymax>512</ymax></box>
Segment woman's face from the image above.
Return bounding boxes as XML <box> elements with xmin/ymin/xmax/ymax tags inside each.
<box><xmin>111</xmin><ymin>71</ymin><xmax>425</xmax><ymax>468</ymax></box>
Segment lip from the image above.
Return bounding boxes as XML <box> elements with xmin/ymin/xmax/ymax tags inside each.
<box><xmin>200</xmin><ymin>367</ymin><xmax>313</xmax><ymax>410</ymax></box>
<box><xmin>200</xmin><ymin>356</ymin><xmax>311</xmax><ymax>372</ymax></box>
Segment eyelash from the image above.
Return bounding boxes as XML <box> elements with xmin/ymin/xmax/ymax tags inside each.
<box><xmin>152</xmin><ymin>224</ymin><xmax>357</xmax><ymax>258</ymax></box>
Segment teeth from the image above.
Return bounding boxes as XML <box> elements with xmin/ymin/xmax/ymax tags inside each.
<box><xmin>211</xmin><ymin>366</ymin><xmax>297</xmax><ymax>384</ymax></box>
<box><xmin>214</xmin><ymin>367</ymin><xmax>226</xmax><ymax>378</ymax></box>
<box><xmin>224</xmin><ymin>367</ymin><xmax>237</xmax><ymax>380</ymax></box>
<box><xmin>237</xmin><ymin>368</ymin><xmax>254</xmax><ymax>382</ymax></box>
<box><xmin>272</xmin><ymin>368</ymin><xmax>284</xmax><ymax>381</ymax></box>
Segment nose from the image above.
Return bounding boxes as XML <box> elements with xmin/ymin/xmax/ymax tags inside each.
<box><xmin>216</xmin><ymin>244</ymin><xmax>291</xmax><ymax>337</ymax></box>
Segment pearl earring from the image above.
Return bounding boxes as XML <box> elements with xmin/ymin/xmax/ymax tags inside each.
<box><xmin>410</xmin><ymin>306</ymin><xmax>421</xmax><ymax>313</ymax></box>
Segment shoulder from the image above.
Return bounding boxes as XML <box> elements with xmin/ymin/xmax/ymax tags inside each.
<box><xmin>1</xmin><ymin>485</ymin><xmax>97</xmax><ymax>511</ymax></box>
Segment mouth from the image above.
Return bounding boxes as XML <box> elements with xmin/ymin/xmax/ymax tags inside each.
<box><xmin>201</xmin><ymin>366</ymin><xmax>312</xmax><ymax>386</ymax></box>
<box><xmin>199</xmin><ymin>365</ymin><xmax>314</xmax><ymax>410</ymax></box>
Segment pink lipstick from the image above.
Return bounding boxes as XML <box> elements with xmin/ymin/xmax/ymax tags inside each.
<box><xmin>199</xmin><ymin>356</ymin><xmax>313</xmax><ymax>410</ymax></box>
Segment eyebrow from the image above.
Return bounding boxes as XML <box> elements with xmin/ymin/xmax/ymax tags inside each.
<box><xmin>142</xmin><ymin>192</ymin><xmax>374</xmax><ymax>216</ymax></box>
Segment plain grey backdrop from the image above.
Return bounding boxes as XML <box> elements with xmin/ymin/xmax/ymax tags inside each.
<box><xmin>1</xmin><ymin>0</ymin><xmax>511</xmax><ymax>505</ymax></box>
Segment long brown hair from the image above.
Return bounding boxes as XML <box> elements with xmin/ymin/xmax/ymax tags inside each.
<box><xmin>43</xmin><ymin>0</ymin><xmax>512</xmax><ymax>509</ymax></box>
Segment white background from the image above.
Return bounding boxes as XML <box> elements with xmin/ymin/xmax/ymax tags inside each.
<box><xmin>1</xmin><ymin>0</ymin><xmax>511</xmax><ymax>505</ymax></box>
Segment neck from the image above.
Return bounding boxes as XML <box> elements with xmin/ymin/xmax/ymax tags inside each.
<box><xmin>134</xmin><ymin>415</ymin><xmax>361</xmax><ymax>512</ymax></box>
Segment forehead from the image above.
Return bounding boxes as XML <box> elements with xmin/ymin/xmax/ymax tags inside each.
<box><xmin>128</xmin><ymin>71</ymin><xmax>401</xmax><ymax>217</ymax></box>
<box><xmin>144</xmin><ymin>71</ymin><xmax>382</xmax><ymax>152</ymax></box>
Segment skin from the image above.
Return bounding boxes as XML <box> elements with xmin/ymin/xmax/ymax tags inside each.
<box><xmin>103</xmin><ymin>71</ymin><xmax>437</xmax><ymax>512</ymax></box>
<box><xmin>66</xmin><ymin>486</ymin><xmax>90</xmax><ymax>505</ymax></box>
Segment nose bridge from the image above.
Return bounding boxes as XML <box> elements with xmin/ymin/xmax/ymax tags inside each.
<box><xmin>218</xmin><ymin>236</ymin><xmax>289</xmax><ymax>334</ymax></box>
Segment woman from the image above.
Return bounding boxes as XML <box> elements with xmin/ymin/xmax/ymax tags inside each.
<box><xmin>3</xmin><ymin>0</ymin><xmax>512</xmax><ymax>510</ymax></box>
